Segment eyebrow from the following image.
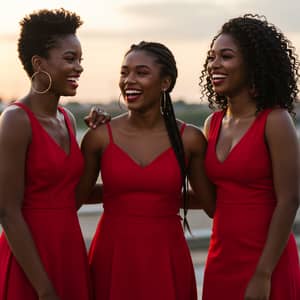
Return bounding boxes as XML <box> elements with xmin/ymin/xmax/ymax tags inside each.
<box><xmin>121</xmin><ymin>65</ymin><xmax>151</xmax><ymax>69</ymax></box>
<box><xmin>220</xmin><ymin>48</ymin><xmax>236</xmax><ymax>53</ymax></box>
<box><xmin>63</xmin><ymin>50</ymin><xmax>77</xmax><ymax>55</ymax></box>
<box><xmin>208</xmin><ymin>48</ymin><xmax>236</xmax><ymax>54</ymax></box>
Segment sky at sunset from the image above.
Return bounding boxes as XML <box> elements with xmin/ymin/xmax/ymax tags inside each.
<box><xmin>1</xmin><ymin>0</ymin><xmax>300</xmax><ymax>104</ymax></box>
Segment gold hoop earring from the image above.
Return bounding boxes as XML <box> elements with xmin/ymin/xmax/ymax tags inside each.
<box><xmin>31</xmin><ymin>70</ymin><xmax>52</xmax><ymax>94</ymax></box>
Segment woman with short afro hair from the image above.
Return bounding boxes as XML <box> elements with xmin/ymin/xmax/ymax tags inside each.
<box><xmin>0</xmin><ymin>8</ymin><xmax>90</xmax><ymax>300</ymax></box>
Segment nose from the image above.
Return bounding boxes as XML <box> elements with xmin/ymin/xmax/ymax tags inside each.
<box><xmin>124</xmin><ymin>72</ymin><xmax>137</xmax><ymax>84</ymax></box>
<box><xmin>75</xmin><ymin>60</ymin><xmax>84</xmax><ymax>73</ymax></box>
<box><xmin>208</xmin><ymin>56</ymin><xmax>221</xmax><ymax>70</ymax></box>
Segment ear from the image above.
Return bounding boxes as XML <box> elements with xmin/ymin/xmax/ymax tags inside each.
<box><xmin>31</xmin><ymin>55</ymin><xmax>43</xmax><ymax>73</ymax></box>
<box><xmin>161</xmin><ymin>76</ymin><xmax>172</xmax><ymax>92</ymax></box>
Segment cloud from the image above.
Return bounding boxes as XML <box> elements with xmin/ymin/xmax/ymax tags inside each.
<box><xmin>236</xmin><ymin>0</ymin><xmax>300</xmax><ymax>34</ymax></box>
<box><xmin>77</xmin><ymin>0</ymin><xmax>300</xmax><ymax>45</ymax></box>
<box><xmin>114</xmin><ymin>0</ymin><xmax>300</xmax><ymax>40</ymax></box>
<box><xmin>118</xmin><ymin>1</ymin><xmax>234</xmax><ymax>40</ymax></box>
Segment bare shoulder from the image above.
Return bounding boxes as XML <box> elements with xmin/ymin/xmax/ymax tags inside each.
<box><xmin>0</xmin><ymin>105</ymin><xmax>31</xmax><ymax>140</ymax></box>
<box><xmin>81</xmin><ymin>123</ymin><xmax>109</xmax><ymax>152</ymax></box>
<box><xmin>179</xmin><ymin>121</ymin><xmax>207</xmax><ymax>153</ymax></box>
<box><xmin>266</xmin><ymin>109</ymin><xmax>296</xmax><ymax>135</ymax></box>
<box><xmin>80</xmin><ymin>114</ymin><xmax>126</xmax><ymax>152</ymax></box>
<box><xmin>266</xmin><ymin>108</ymin><xmax>294</xmax><ymax>124</ymax></box>
<box><xmin>203</xmin><ymin>113</ymin><xmax>214</xmax><ymax>139</ymax></box>
<box><xmin>0</xmin><ymin>106</ymin><xmax>31</xmax><ymax>155</ymax></box>
<box><xmin>265</xmin><ymin>109</ymin><xmax>298</xmax><ymax>149</ymax></box>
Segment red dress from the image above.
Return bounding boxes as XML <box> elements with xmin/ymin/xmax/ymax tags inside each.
<box><xmin>0</xmin><ymin>102</ymin><xmax>91</xmax><ymax>300</ymax></box>
<box><xmin>203</xmin><ymin>109</ymin><xmax>300</xmax><ymax>299</ymax></box>
<box><xmin>89</xmin><ymin>123</ymin><xmax>197</xmax><ymax>300</ymax></box>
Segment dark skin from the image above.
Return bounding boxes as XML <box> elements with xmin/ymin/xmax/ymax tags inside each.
<box><xmin>205</xmin><ymin>33</ymin><xmax>300</xmax><ymax>300</ymax></box>
<box><xmin>76</xmin><ymin>50</ymin><xmax>215</xmax><ymax>219</ymax></box>
<box><xmin>0</xmin><ymin>34</ymin><xmax>83</xmax><ymax>300</ymax></box>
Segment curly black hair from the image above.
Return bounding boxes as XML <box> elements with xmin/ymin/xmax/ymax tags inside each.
<box><xmin>199</xmin><ymin>14</ymin><xmax>299</xmax><ymax>115</ymax></box>
<box><xmin>125</xmin><ymin>41</ymin><xmax>190</xmax><ymax>231</ymax></box>
<box><xmin>18</xmin><ymin>8</ymin><xmax>83</xmax><ymax>77</ymax></box>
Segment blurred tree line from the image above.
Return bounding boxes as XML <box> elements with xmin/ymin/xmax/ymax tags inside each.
<box><xmin>65</xmin><ymin>100</ymin><xmax>209</xmax><ymax>130</ymax></box>
<box><xmin>64</xmin><ymin>99</ymin><xmax>300</xmax><ymax>131</ymax></box>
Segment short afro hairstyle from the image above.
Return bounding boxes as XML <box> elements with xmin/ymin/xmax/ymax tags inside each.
<box><xmin>18</xmin><ymin>8</ymin><xmax>83</xmax><ymax>76</ymax></box>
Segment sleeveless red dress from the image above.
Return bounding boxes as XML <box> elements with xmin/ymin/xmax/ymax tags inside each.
<box><xmin>88</xmin><ymin>123</ymin><xmax>197</xmax><ymax>300</ymax></box>
<box><xmin>0</xmin><ymin>102</ymin><xmax>91</xmax><ymax>300</ymax></box>
<box><xmin>203</xmin><ymin>109</ymin><xmax>300</xmax><ymax>299</ymax></box>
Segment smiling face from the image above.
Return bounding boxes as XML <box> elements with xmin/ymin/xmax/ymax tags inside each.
<box><xmin>207</xmin><ymin>33</ymin><xmax>249</xmax><ymax>98</ymax></box>
<box><xmin>119</xmin><ymin>50</ymin><xmax>169</xmax><ymax>112</ymax></box>
<box><xmin>39</xmin><ymin>34</ymin><xmax>83</xmax><ymax>97</ymax></box>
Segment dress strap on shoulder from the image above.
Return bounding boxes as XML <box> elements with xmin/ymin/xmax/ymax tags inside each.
<box><xmin>58</xmin><ymin>106</ymin><xmax>75</xmax><ymax>136</ymax></box>
<box><xmin>180</xmin><ymin>123</ymin><xmax>186</xmax><ymax>136</ymax></box>
<box><xmin>207</xmin><ymin>110</ymin><xmax>224</xmax><ymax>139</ymax></box>
<box><xmin>10</xmin><ymin>102</ymin><xmax>36</xmax><ymax>122</ymax></box>
<box><xmin>106</xmin><ymin>123</ymin><xmax>114</xmax><ymax>143</ymax></box>
<box><xmin>254</xmin><ymin>108</ymin><xmax>274</xmax><ymax>133</ymax></box>
<box><xmin>11</xmin><ymin>102</ymin><xmax>32</xmax><ymax>114</ymax></box>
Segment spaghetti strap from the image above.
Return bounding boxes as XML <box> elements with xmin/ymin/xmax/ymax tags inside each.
<box><xmin>106</xmin><ymin>123</ymin><xmax>114</xmax><ymax>143</ymax></box>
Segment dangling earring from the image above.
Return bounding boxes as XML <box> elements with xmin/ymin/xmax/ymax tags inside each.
<box><xmin>31</xmin><ymin>69</ymin><xmax>52</xmax><ymax>94</ymax></box>
<box><xmin>160</xmin><ymin>89</ymin><xmax>167</xmax><ymax>114</ymax></box>
<box><xmin>118</xmin><ymin>93</ymin><xmax>127</xmax><ymax>111</ymax></box>
<box><xmin>249</xmin><ymin>82</ymin><xmax>258</xmax><ymax>99</ymax></box>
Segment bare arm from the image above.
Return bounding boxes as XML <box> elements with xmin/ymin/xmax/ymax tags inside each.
<box><xmin>0</xmin><ymin>108</ymin><xmax>60</xmax><ymax>300</ymax></box>
<box><xmin>76</xmin><ymin>127</ymin><xmax>106</xmax><ymax>209</ymax></box>
<box><xmin>256</xmin><ymin>110</ymin><xmax>299</xmax><ymax>271</ymax></box>
<box><xmin>184</xmin><ymin>124</ymin><xmax>216</xmax><ymax>217</ymax></box>
<box><xmin>245</xmin><ymin>109</ymin><xmax>300</xmax><ymax>299</ymax></box>
<box><xmin>64</xmin><ymin>107</ymin><xmax>104</xmax><ymax>208</ymax></box>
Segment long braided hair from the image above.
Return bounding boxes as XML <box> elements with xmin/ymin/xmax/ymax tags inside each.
<box><xmin>125</xmin><ymin>41</ymin><xmax>190</xmax><ymax>231</ymax></box>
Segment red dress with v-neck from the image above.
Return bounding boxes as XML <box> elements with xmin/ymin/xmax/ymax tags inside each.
<box><xmin>88</xmin><ymin>123</ymin><xmax>197</xmax><ymax>300</ymax></box>
<box><xmin>202</xmin><ymin>109</ymin><xmax>300</xmax><ymax>299</ymax></box>
<box><xmin>0</xmin><ymin>102</ymin><xmax>91</xmax><ymax>300</ymax></box>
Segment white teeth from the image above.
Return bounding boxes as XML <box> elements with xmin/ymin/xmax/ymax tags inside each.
<box><xmin>125</xmin><ymin>90</ymin><xmax>142</xmax><ymax>95</ymax></box>
<box><xmin>67</xmin><ymin>77</ymin><xmax>79</xmax><ymax>82</ymax></box>
<box><xmin>212</xmin><ymin>74</ymin><xmax>226</xmax><ymax>80</ymax></box>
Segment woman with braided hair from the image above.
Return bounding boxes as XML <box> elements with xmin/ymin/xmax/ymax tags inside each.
<box><xmin>76</xmin><ymin>41</ymin><xmax>215</xmax><ymax>299</ymax></box>
<box><xmin>200</xmin><ymin>14</ymin><xmax>300</xmax><ymax>299</ymax></box>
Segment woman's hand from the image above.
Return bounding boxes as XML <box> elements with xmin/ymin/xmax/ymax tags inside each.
<box><xmin>84</xmin><ymin>106</ymin><xmax>111</xmax><ymax>129</ymax></box>
<box><xmin>244</xmin><ymin>271</ymin><xmax>271</xmax><ymax>300</ymax></box>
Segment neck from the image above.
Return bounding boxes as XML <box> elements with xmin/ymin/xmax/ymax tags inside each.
<box><xmin>127</xmin><ymin>108</ymin><xmax>165</xmax><ymax>130</ymax></box>
<box><xmin>226</xmin><ymin>93</ymin><xmax>257</xmax><ymax>118</ymax></box>
<box><xmin>22</xmin><ymin>91</ymin><xmax>60</xmax><ymax>117</ymax></box>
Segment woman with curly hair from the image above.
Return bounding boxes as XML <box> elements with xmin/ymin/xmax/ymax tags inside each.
<box><xmin>199</xmin><ymin>14</ymin><xmax>300</xmax><ymax>299</ymax></box>
<box><xmin>0</xmin><ymin>9</ymin><xmax>90</xmax><ymax>300</ymax></box>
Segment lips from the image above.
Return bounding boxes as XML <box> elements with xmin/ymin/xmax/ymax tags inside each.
<box><xmin>124</xmin><ymin>89</ymin><xmax>143</xmax><ymax>102</ymax></box>
<box><xmin>211</xmin><ymin>73</ymin><xmax>227</xmax><ymax>85</ymax></box>
<box><xmin>67</xmin><ymin>76</ymin><xmax>79</xmax><ymax>88</ymax></box>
